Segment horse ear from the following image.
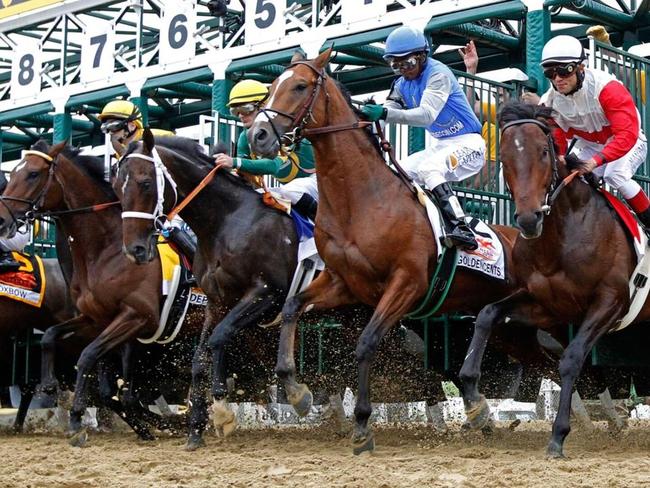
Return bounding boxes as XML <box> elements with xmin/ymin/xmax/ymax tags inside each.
<box><xmin>143</xmin><ymin>127</ymin><xmax>155</xmax><ymax>153</ymax></box>
<box><xmin>291</xmin><ymin>49</ymin><xmax>306</xmax><ymax>64</ymax></box>
<box><xmin>314</xmin><ymin>47</ymin><xmax>333</xmax><ymax>69</ymax></box>
<box><xmin>49</xmin><ymin>141</ymin><xmax>66</xmax><ymax>158</ymax></box>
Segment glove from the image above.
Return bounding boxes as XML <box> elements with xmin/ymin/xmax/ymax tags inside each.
<box><xmin>565</xmin><ymin>153</ymin><xmax>597</xmax><ymax>175</ymax></box>
<box><xmin>361</xmin><ymin>104</ymin><xmax>387</xmax><ymax>122</ymax></box>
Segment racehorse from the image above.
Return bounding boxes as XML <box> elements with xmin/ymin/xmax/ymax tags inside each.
<box><xmin>457</xmin><ymin>101</ymin><xmax>650</xmax><ymax>457</ymax></box>
<box><xmin>114</xmin><ymin>132</ymin><xmax>299</xmax><ymax>450</ymax></box>
<box><xmin>0</xmin><ymin>257</ymin><xmax>72</xmax><ymax>432</ymax></box>
<box><xmin>247</xmin><ymin>49</ymin><xmax>532</xmax><ymax>454</ymax></box>
<box><xmin>0</xmin><ymin>140</ymin><xmax>200</xmax><ymax>445</ymax></box>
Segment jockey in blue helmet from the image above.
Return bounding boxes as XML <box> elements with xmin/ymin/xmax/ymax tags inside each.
<box><xmin>362</xmin><ymin>26</ymin><xmax>485</xmax><ymax>251</ymax></box>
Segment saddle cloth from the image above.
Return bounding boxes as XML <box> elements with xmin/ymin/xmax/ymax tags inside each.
<box><xmin>599</xmin><ymin>189</ymin><xmax>650</xmax><ymax>331</ymax></box>
<box><xmin>0</xmin><ymin>251</ymin><xmax>46</xmax><ymax>307</ymax></box>
<box><xmin>420</xmin><ymin>187</ymin><xmax>506</xmax><ymax>281</ymax></box>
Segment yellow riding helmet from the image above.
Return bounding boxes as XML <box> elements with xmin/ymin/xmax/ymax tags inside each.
<box><xmin>228</xmin><ymin>80</ymin><xmax>269</xmax><ymax>107</ymax></box>
<box><xmin>98</xmin><ymin>100</ymin><xmax>144</xmax><ymax>130</ymax></box>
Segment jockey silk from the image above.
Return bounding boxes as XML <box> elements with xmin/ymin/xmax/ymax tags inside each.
<box><xmin>390</xmin><ymin>58</ymin><xmax>482</xmax><ymax>139</ymax></box>
<box><xmin>541</xmin><ymin>68</ymin><xmax>644</xmax><ymax>165</ymax></box>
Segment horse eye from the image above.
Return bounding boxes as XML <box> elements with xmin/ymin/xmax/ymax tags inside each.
<box><xmin>27</xmin><ymin>171</ymin><xmax>40</xmax><ymax>180</ymax></box>
<box><xmin>295</xmin><ymin>84</ymin><xmax>307</xmax><ymax>92</ymax></box>
<box><xmin>138</xmin><ymin>180</ymin><xmax>152</xmax><ymax>191</ymax></box>
<box><xmin>542</xmin><ymin>147</ymin><xmax>549</xmax><ymax>156</ymax></box>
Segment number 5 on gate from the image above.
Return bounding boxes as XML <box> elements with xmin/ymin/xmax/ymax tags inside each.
<box><xmin>245</xmin><ymin>0</ymin><xmax>285</xmax><ymax>46</ymax></box>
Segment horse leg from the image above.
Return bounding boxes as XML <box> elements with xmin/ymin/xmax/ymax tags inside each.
<box><xmin>69</xmin><ymin>309</ymin><xmax>152</xmax><ymax>446</ymax></box>
<box><xmin>95</xmin><ymin>356</ymin><xmax>155</xmax><ymax>440</ymax></box>
<box><xmin>459</xmin><ymin>290</ymin><xmax>538</xmax><ymax>429</ymax></box>
<box><xmin>40</xmin><ymin>315</ymin><xmax>95</xmax><ymax>394</ymax></box>
<box><xmin>547</xmin><ymin>296</ymin><xmax>625</xmax><ymax>458</ymax></box>
<box><xmin>12</xmin><ymin>380</ymin><xmax>36</xmax><ymax>433</ymax></box>
<box><xmin>208</xmin><ymin>282</ymin><xmax>280</xmax><ymax>437</ymax></box>
<box><xmin>275</xmin><ymin>270</ymin><xmax>356</xmax><ymax>417</ymax></box>
<box><xmin>187</xmin><ymin>303</ymin><xmax>224</xmax><ymax>451</ymax></box>
<box><xmin>352</xmin><ymin>270</ymin><xmax>423</xmax><ymax>455</ymax></box>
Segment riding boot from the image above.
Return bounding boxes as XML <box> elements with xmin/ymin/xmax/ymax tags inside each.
<box><xmin>166</xmin><ymin>227</ymin><xmax>197</xmax><ymax>264</ymax></box>
<box><xmin>431</xmin><ymin>183</ymin><xmax>478</xmax><ymax>251</ymax></box>
<box><xmin>293</xmin><ymin>193</ymin><xmax>318</xmax><ymax>221</ymax></box>
<box><xmin>0</xmin><ymin>250</ymin><xmax>21</xmax><ymax>272</ymax></box>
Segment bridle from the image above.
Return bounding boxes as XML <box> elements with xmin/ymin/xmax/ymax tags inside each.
<box><xmin>258</xmin><ymin>60</ymin><xmax>373</xmax><ymax>151</ymax></box>
<box><xmin>500</xmin><ymin>118</ymin><xmax>575</xmax><ymax>214</ymax></box>
<box><xmin>0</xmin><ymin>150</ymin><xmax>59</xmax><ymax>226</ymax></box>
<box><xmin>119</xmin><ymin>146</ymin><xmax>178</xmax><ymax>230</ymax></box>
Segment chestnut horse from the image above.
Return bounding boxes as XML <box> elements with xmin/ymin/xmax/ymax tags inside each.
<box><xmin>0</xmin><ymin>140</ymin><xmax>199</xmax><ymax>445</ymax></box>
<box><xmin>114</xmin><ymin>133</ymin><xmax>298</xmax><ymax>450</ymax></box>
<box><xmin>458</xmin><ymin>101</ymin><xmax>650</xmax><ymax>457</ymax></box>
<box><xmin>247</xmin><ymin>49</ymin><xmax>529</xmax><ymax>454</ymax></box>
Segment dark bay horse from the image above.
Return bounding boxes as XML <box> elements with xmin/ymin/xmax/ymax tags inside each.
<box><xmin>0</xmin><ymin>257</ymin><xmax>72</xmax><ymax>431</ymax></box>
<box><xmin>0</xmin><ymin>140</ymin><xmax>201</xmax><ymax>445</ymax></box>
<box><xmin>247</xmin><ymin>49</ymin><xmax>529</xmax><ymax>454</ymax></box>
<box><xmin>458</xmin><ymin>101</ymin><xmax>650</xmax><ymax>457</ymax></box>
<box><xmin>114</xmin><ymin>132</ymin><xmax>298</xmax><ymax>450</ymax></box>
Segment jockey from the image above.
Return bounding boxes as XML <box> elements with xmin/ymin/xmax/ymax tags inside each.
<box><xmin>362</xmin><ymin>26</ymin><xmax>485</xmax><ymax>250</ymax></box>
<box><xmin>213</xmin><ymin>79</ymin><xmax>318</xmax><ymax>221</ymax></box>
<box><xmin>539</xmin><ymin>35</ymin><xmax>650</xmax><ymax>228</ymax></box>
<box><xmin>0</xmin><ymin>171</ymin><xmax>30</xmax><ymax>271</ymax></box>
<box><xmin>98</xmin><ymin>99</ymin><xmax>175</xmax><ymax>158</ymax></box>
<box><xmin>98</xmin><ymin>99</ymin><xmax>196</xmax><ymax>262</ymax></box>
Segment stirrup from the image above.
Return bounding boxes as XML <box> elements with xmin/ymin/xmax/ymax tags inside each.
<box><xmin>441</xmin><ymin>232</ymin><xmax>478</xmax><ymax>251</ymax></box>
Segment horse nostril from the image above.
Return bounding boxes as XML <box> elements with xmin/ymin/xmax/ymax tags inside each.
<box><xmin>254</xmin><ymin>128</ymin><xmax>268</xmax><ymax>143</ymax></box>
<box><xmin>0</xmin><ymin>217</ymin><xmax>4</xmax><ymax>227</ymax></box>
<box><xmin>133</xmin><ymin>245</ymin><xmax>147</xmax><ymax>261</ymax></box>
<box><xmin>534</xmin><ymin>211</ymin><xmax>543</xmax><ymax>221</ymax></box>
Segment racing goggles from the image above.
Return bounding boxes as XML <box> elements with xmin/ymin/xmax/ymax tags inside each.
<box><xmin>100</xmin><ymin>119</ymin><xmax>129</xmax><ymax>134</ymax></box>
<box><xmin>387</xmin><ymin>55</ymin><xmax>419</xmax><ymax>74</ymax></box>
<box><xmin>230</xmin><ymin>103</ymin><xmax>259</xmax><ymax>117</ymax></box>
<box><xmin>543</xmin><ymin>63</ymin><xmax>578</xmax><ymax>80</ymax></box>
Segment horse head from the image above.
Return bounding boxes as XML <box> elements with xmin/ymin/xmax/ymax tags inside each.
<box><xmin>498</xmin><ymin>102</ymin><xmax>561</xmax><ymax>239</ymax></box>
<box><xmin>114</xmin><ymin>128</ymin><xmax>176</xmax><ymax>264</ymax></box>
<box><xmin>0</xmin><ymin>140</ymin><xmax>66</xmax><ymax>238</ymax></box>
<box><xmin>249</xmin><ymin>48</ymin><xmax>334</xmax><ymax>158</ymax></box>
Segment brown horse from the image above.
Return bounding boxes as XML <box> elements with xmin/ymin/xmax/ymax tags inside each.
<box><xmin>0</xmin><ymin>257</ymin><xmax>72</xmax><ymax>431</ymax></box>
<box><xmin>458</xmin><ymin>101</ymin><xmax>650</xmax><ymax>458</ymax></box>
<box><xmin>0</xmin><ymin>140</ymin><xmax>200</xmax><ymax>445</ymax></box>
<box><xmin>247</xmin><ymin>49</ymin><xmax>532</xmax><ymax>454</ymax></box>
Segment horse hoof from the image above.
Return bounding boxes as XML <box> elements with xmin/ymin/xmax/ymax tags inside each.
<box><xmin>69</xmin><ymin>429</ymin><xmax>88</xmax><ymax>448</ymax></box>
<box><xmin>185</xmin><ymin>435</ymin><xmax>206</xmax><ymax>451</ymax></box>
<box><xmin>139</xmin><ymin>431</ymin><xmax>156</xmax><ymax>442</ymax></box>
<box><xmin>41</xmin><ymin>381</ymin><xmax>58</xmax><ymax>396</ymax></box>
<box><xmin>288</xmin><ymin>384</ymin><xmax>313</xmax><ymax>417</ymax></box>
<box><xmin>546</xmin><ymin>441</ymin><xmax>565</xmax><ymax>459</ymax></box>
<box><xmin>465</xmin><ymin>395</ymin><xmax>491</xmax><ymax>430</ymax></box>
<box><xmin>212</xmin><ymin>399</ymin><xmax>237</xmax><ymax>437</ymax></box>
<box><xmin>351</xmin><ymin>431</ymin><xmax>375</xmax><ymax>456</ymax></box>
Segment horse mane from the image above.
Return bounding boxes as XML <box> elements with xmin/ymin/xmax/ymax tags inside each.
<box><xmin>498</xmin><ymin>101</ymin><xmax>555</xmax><ymax>127</ymax></box>
<box><xmin>124</xmin><ymin>135</ymin><xmax>257</xmax><ymax>192</ymax></box>
<box><xmin>30</xmin><ymin>140</ymin><xmax>115</xmax><ymax>199</ymax></box>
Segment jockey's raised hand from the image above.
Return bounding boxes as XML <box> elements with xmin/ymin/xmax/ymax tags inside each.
<box><xmin>214</xmin><ymin>153</ymin><xmax>234</xmax><ymax>168</ymax></box>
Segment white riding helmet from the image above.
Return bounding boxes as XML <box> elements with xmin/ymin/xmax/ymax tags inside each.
<box><xmin>541</xmin><ymin>35</ymin><xmax>586</xmax><ymax>66</ymax></box>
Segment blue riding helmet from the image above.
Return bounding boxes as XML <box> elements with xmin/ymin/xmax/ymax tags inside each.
<box><xmin>383</xmin><ymin>26</ymin><xmax>430</xmax><ymax>60</ymax></box>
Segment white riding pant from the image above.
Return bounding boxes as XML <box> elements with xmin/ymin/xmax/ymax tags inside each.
<box><xmin>574</xmin><ymin>136</ymin><xmax>647</xmax><ymax>193</ymax></box>
<box><xmin>399</xmin><ymin>132</ymin><xmax>486</xmax><ymax>190</ymax></box>
<box><xmin>277</xmin><ymin>174</ymin><xmax>319</xmax><ymax>204</ymax></box>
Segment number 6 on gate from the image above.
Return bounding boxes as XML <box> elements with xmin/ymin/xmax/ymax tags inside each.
<box><xmin>159</xmin><ymin>0</ymin><xmax>197</xmax><ymax>66</ymax></box>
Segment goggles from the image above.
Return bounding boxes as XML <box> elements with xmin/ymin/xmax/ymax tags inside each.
<box><xmin>387</xmin><ymin>55</ymin><xmax>419</xmax><ymax>74</ymax></box>
<box><xmin>100</xmin><ymin>119</ymin><xmax>129</xmax><ymax>134</ymax></box>
<box><xmin>229</xmin><ymin>103</ymin><xmax>259</xmax><ymax>117</ymax></box>
<box><xmin>543</xmin><ymin>63</ymin><xmax>578</xmax><ymax>80</ymax></box>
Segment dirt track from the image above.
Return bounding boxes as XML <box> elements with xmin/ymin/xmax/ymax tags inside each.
<box><xmin>1</xmin><ymin>421</ymin><xmax>649</xmax><ymax>487</ymax></box>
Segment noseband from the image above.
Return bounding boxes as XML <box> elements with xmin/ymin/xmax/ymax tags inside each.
<box><xmin>500</xmin><ymin>118</ymin><xmax>563</xmax><ymax>214</ymax></box>
<box><xmin>119</xmin><ymin>148</ymin><xmax>178</xmax><ymax>229</ymax></box>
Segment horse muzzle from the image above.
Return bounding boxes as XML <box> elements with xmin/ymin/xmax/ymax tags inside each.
<box><xmin>514</xmin><ymin>210</ymin><xmax>544</xmax><ymax>239</ymax></box>
<box><xmin>249</xmin><ymin>121</ymin><xmax>282</xmax><ymax>159</ymax></box>
<box><xmin>0</xmin><ymin>218</ymin><xmax>17</xmax><ymax>239</ymax></box>
<box><xmin>123</xmin><ymin>235</ymin><xmax>157</xmax><ymax>265</ymax></box>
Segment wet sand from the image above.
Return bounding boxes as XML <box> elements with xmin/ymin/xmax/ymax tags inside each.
<box><xmin>1</xmin><ymin>421</ymin><xmax>649</xmax><ymax>487</ymax></box>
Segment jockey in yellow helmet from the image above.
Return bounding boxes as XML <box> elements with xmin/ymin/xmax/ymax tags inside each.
<box><xmin>214</xmin><ymin>79</ymin><xmax>318</xmax><ymax>221</ymax></box>
<box><xmin>99</xmin><ymin>99</ymin><xmax>174</xmax><ymax>157</ymax></box>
